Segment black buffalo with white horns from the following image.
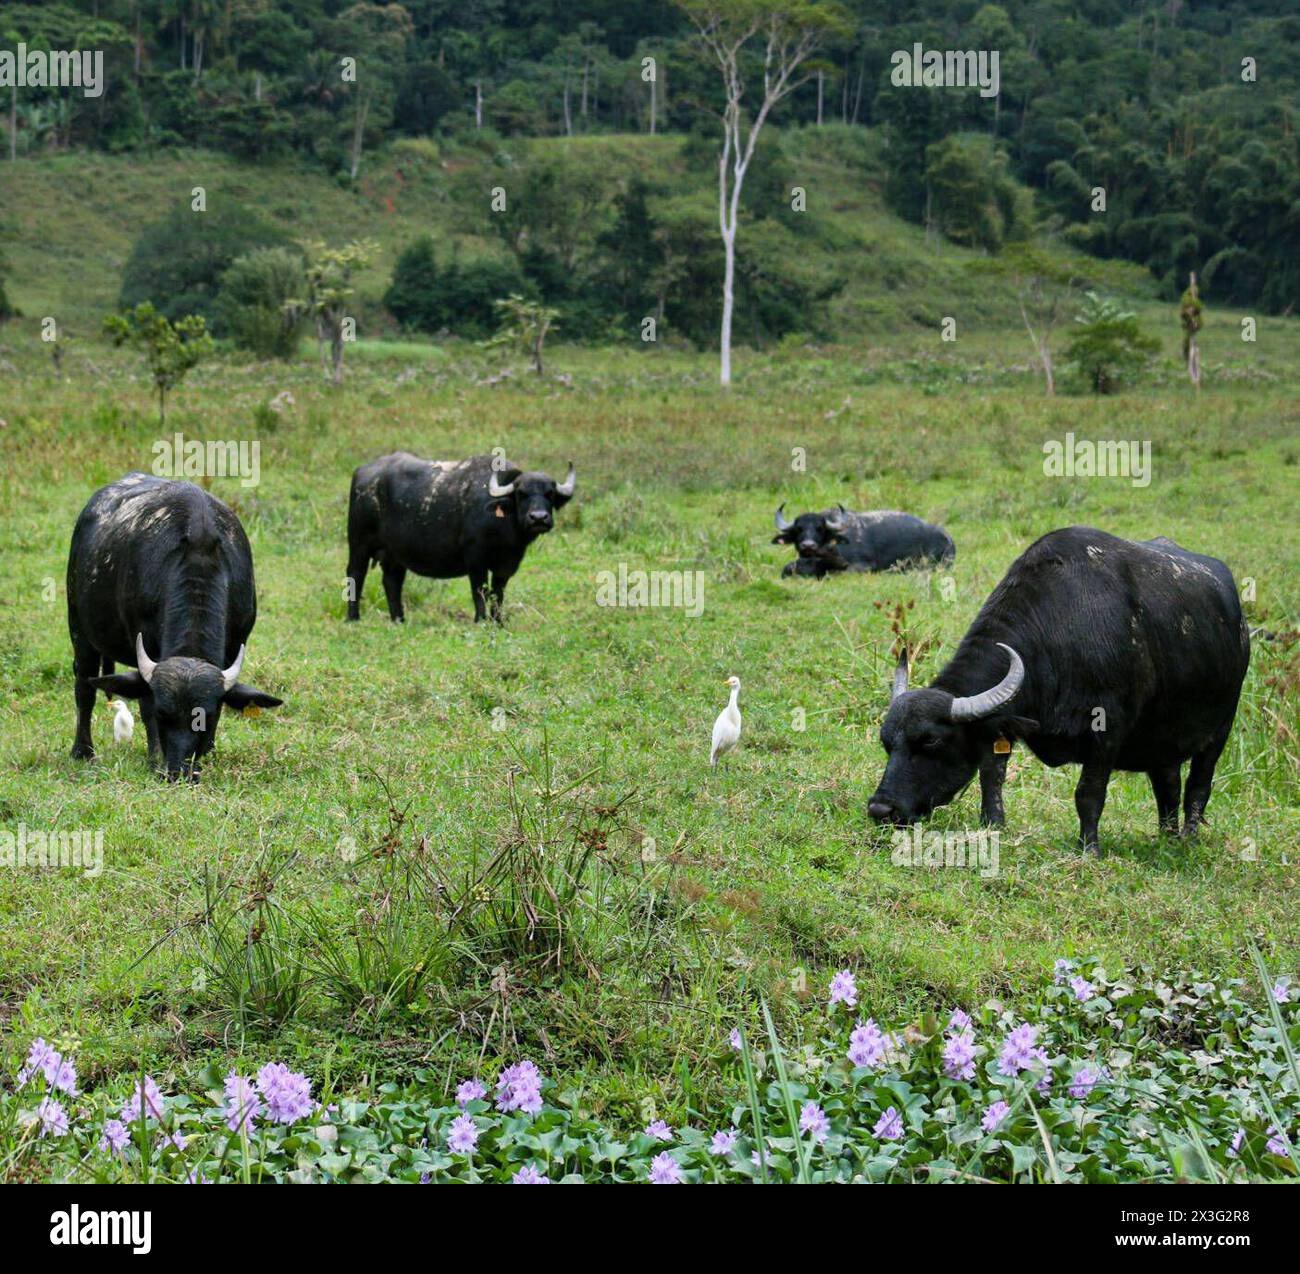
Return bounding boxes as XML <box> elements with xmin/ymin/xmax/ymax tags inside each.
<box><xmin>774</xmin><ymin>505</ymin><xmax>954</xmax><ymax>578</ymax></box>
<box><xmin>346</xmin><ymin>453</ymin><xmax>575</xmax><ymax>624</ymax></box>
<box><xmin>867</xmin><ymin>526</ymin><xmax>1250</xmax><ymax>852</ymax></box>
<box><xmin>67</xmin><ymin>474</ymin><xmax>284</xmax><ymax>781</ymax></box>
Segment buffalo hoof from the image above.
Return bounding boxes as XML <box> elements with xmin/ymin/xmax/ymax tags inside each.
<box><xmin>70</xmin><ymin>742</ymin><xmax>95</xmax><ymax>761</ymax></box>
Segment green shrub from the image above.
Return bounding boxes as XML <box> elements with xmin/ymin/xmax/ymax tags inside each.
<box><xmin>1062</xmin><ymin>291</ymin><xmax>1161</xmax><ymax>393</ymax></box>
<box><xmin>384</xmin><ymin>237</ymin><xmax>529</xmax><ymax>339</ymax></box>
<box><xmin>216</xmin><ymin>247</ymin><xmax>308</xmax><ymax>360</ymax></box>
<box><xmin>119</xmin><ymin>199</ymin><xmax>293</xmax><ymax>329</ymax></box>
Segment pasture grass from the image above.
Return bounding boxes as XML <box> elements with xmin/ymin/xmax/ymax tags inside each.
<box><xmin>0</xmin><ymin>319</ymin><xmax>1297</xmax><ymax>1135</ymax></box>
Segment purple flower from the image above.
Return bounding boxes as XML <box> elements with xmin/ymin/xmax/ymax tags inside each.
<box><xmin>943</xmin><ymin>1032</ymin><xmax>977</xmax><ymax>1081</ymax></box>
<box><xmin>121</xmin><ymin>1076</ymin><xmax>165</xmax><ymax>1124</ymax></box>
<box><xmin>1029</xmin><ymin>1047</ymin><xmax>1054</xmax><ymax>1093</ymax></box>
<box><xmin>157</xmin><ymin>1130</ymin><xmax>188</xmax><ymax>1152</ymax></box>
<box><xmin>37</xmin><ymin>1096</ymin><xmax>69</xmax><ymax>1138</ymax></box>
<box><xmin>99</xmin><ymin>1118</ymin><xmax>130</xmax><ymax>1153</ymax></box>
<box><xmin>447</xmin><ymin>1113</ymin><xmax>479</xmax><ymax>1155</ymax></box>
<box><xmin>1070</xmin><ymin>975</ymin><xmax>1095</xmax><ymax>1002</ymax></box>
<box><xmin>710</xmin><ymin>1128</ymin><xmax>738</xmax><ymax>1156</ymax></box>
<box><xmin>948</xmin><ymin>1009</ymin><xmax>973</xmax><ymax>1034</ymax></box>
<box><xmin>1266</xmin><ymin>1126</ymin><xmax>1291</xmax><ymax>1159</ymax></box>
<box><xmin>223</xmin><ymin>1071</ymin><xmax>261</xmax><ymax>1134</ymax></box>
<box><xmin>873</xmin><ymin>1106</ymin><xmax>903</xmax><ymax>1141</ymax></box>
<box><xmin>645</xmin><ymin>1119</ymin><xmax>673</xmax><ymax>1142</ymax></box>
<box><xmin>495</xmin><ymin>1060</ymin><xmax>544</xmax><ymax>1115</ymax></box>
<box><xmin>997</xmin><ymin>1024</ymin><xmax>1038</xmax><ymax>1077</ymax></box>
<box><xmin>185</xmin><ymin>1169</ymin><xmax>211</xmax><ymax>1184</ymax></box>
<box><xmin>828</xmin><ymin>969</ymin><xmax>858</xmax><ymax>1009</ymax></box>
<box><xmin>1053</xmin><ymin>958</ymin><xmax>1074</xmax><ymax>984</ymax></box>
<box><xmin>1227</xmin><ymin>1128</ymin><xmax>1244</xmax><ymax>1159</ymax></box>
<box><xmin>982</xmin><ymin>1100</ymin><xmax>1010</xmax><ymax>1133</ymax></box>
<box><xmin>848</xmin><ymin>1018</ymin><xmax>886</xmax><ymax>1069</ymax></box>
<box><xmin>512</xmin><ymin>1163</ymin><xmax>550</xmax><ymax>1184</ymax></box>
<box><xmin>648</xmin><ymin>1151</ymin><xmax>682</xmax><ymax>1183</ymax></box>
<box><xmin>728</xmin><ymin>1028</ymin><xmax>743</xmax><ymax>1052</ymax></box>
<box><xmin>1273</xmin><ymin>980</ymin><xmax>1291</xmax><ymax>1005</ymax></box>
<box><xmin>456</xmin><ymin>1078</ymin><xmax>486</xmax><ymax>1108</ymax></box>
<box><xmin>1068</xmin><ymin>1066</ymin><xmax>1101</xmax><ymax>1100</ymax></box>
<box><xmin>255</xmin><ymin>1062</ymin><xmax>314</xmax><ymax>1124</ymax></box>
<box><xmin>17</xmin><ymin>1039</ymin><xmax>78</xmax><ymax>1096</ymax></box>
<box><xmin>799</xmin><ymin>1101</ymin><xmax>830</xmax><ymax>1144</ymax></box>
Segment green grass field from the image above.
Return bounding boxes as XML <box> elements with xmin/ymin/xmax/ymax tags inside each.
<box><xmin>1</xmin><ymin>316</ymin><xmax>1297</xmax><ymax>1128</ymax></box>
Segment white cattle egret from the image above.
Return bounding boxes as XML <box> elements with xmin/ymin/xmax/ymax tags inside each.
<box><xmin>109</xmin><ymin>698</ymin><xmax>134</xmax><ymax>744</ymax></box>
<box><xmin>710</xmin><ymin>675</ymin><xmax>742</xmax><ymax>767</ymax></box>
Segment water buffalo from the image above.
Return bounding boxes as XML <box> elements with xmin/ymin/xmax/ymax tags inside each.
<box><xmin>67</xmin><ymin>474</ymin><xmax>283</xmax><ymax>780</ymax></box>
<box><xmin>867</xmin><ymin>527</ymin><xmax>1250</xmax><ymax>851</ymax></box>
<box><xmin>774</xmin><ymin>505</ymin><xmax>954</xmax><ymax>578</ymax></box>
<box><xmin>346</xmin><ymin>453</ymin><xmax>574</xmax><ymax>624</ymax></box>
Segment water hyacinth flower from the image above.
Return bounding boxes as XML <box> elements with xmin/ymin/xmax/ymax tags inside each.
<box><xmin>799</xmin><ymin>1101</ymin><xmax>830</xmax><ymax>1144</ymax></box>
<box><xmin>828</xmin><ymin>969</ymin><xmax>858</xmax><ymax>1010</ymax></box>
<box><xmin>1070</xmin><ymin>975</ymin><xmax>1095</xmax><ymax>1003</ymax></box>
<box><xmin>17</xmin><ymin>1038</ymin><xmax>78</xmax><ymax>1096</ymax></box>
<box><xmin>1266</xmin><ymin>1126</ymin><xmax>1291</xmax><ymax>1159</ymax></box>
<box><xmin>728</xmin><ymin>1028</ymin><xmax>743</xmax><ymax>1052</ymax></box>
<box><xmin>456</xmin><ymin>1078</ymin><xmax>487</xmax><ymax>1108</ymax></box>
<box><xmin>512</xmin><ymin>1163</ymin><xmax>550</xmax><ymax>1184</ymax></box>
<box><xmin>873</xmin><ymin>1107</ymin><xmax>903</xmax><ymax>1141</ymax></box>
<box><xmin>37</xmin><ymin>1096</ymin><xmax>69</xmax><ymax>1138</ymax></box>
<box><xmin>848</xmin><ymin>1018</ymin><xmax>886</xmax><ymax>1069</ymax></box>
<box><xmin>982</xmin><ymin>1100</ymin><xmax>1010</xmax><ymax>1133</ymax></box>
<box><xmin>711</xmin><ymin>1128</ymin><xmax>738</xmax><ymax>1156</ymax></box>
<box><xmin>223</xmin><ymin>1071</ymin><xmax>261</xmax><ymax>1134</ymax></box>
<box><xmin>121</xmin><ymin>1076</ymin><xmax>165</xmax><ymax>1124</ymax></box>
<box><xmin>256</xmin><ymin>1062</ymin><xmax>314</xmax><ymax>1124</ymax></box>
<box><xmin>157</xmin><ymin>1130</ymin><xmax>188</xmax><ymax>1152</ymax></box>
<box><xmin>1068</xmin><ymin>1066</ymin><xmax>1101</xmax><ymax>1100</ymax></box>
<box><xmin>645</xmin><ymin>1119</ymin><xmax>673</xmax><ymax>1142</ymax></box>
<box><xmin>495</xmin><ymin>1059</ymin><xmax>544</xmax><ymax>1115</ymax></box>
<box><xmin>943</xmin><ymin>1032</ymin><xmax>977</xmax><ymax>1081</ymax></box>
<box><xmin>1053</xmin><ymin>958</ymin><xmax>1074</xmax><ymax>985</ymax></box>
<box><xmin>447</xmin><ymin>1113</ymin><xmax>479</xmax><ymax>1155</ymax></box>
<box><xmin>997</xmin><ymin>1024</ymin><xmax>1038</xmax><ymax>1077</ymax></box>
<box><xmin>1273</xmin><ymin>980</ymin><xmax>1291</xmax><ymax>1004</ymax></box>
<box><xmin>648</xmin><ymin>1151</ymin><xmax>682</xmax><ymax>1184</ymax></box>
<box><xmin>948</xmin><ymin>1009</ymin><xmax>973</xmax><ymax>1035</ymax></box>
<box><xmin>99</xmin><ymin>1118</ymin><xmax>130</xmax><ymax>1153</ymax></box>
<box><xmin>1227</xmin><ymin>1128</ymin><xmax>1244</xmax><ymax>1159</ymax></box>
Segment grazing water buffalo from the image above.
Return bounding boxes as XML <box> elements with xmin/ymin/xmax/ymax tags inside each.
<box><xmin>346</xmin><ymin>453</ymin><xmax>575</xmax><ymax>624</ymax></box>
<box><xmin>67</xmin><ymin>474</ymin><xmax>283</xmax><ymax>780</ymax></box>
<box><xmin>774</xmin><ymin>505</ymin><xmax>954</xmax><ymax>578</ymax></box>
<box><xmin>867</xmin><ymin>527</ymin><xmax>1250</xmax><ymax>851</ymax></box>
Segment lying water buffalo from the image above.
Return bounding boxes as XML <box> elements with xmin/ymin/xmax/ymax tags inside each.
<box><xmin>346</xmin><ymin>453</ymin><xmax>574</xmax><ymax>623</ymax></box>
<box><xmin>774</xmin><ymin>505</ymin><xmax>954</xmax><ymax>578</ymax></box>
<box><xmin>867</xmin><ymin>527</ymin><xmax>1250</xmax><ymax>851</ymax></box>
<box><xmin>67</xmin><ymin>474</ymin><xmax>283</xmax><ymax>780</ymax></box>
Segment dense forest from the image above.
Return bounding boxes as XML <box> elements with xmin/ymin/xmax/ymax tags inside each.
<box><xmin>2</xmin><ymin>1</ymin><xmax>1298</xmax><ymax>311</ymax></box>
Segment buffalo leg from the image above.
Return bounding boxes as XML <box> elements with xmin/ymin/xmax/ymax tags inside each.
<box><xmin>70</xmin><ymin>642</ymin><xmax>100</xmax><ymax>760</ymax></box>
<box><xmin>1183</xmin><ymin>725</ymin><xmax>1230</xmax><ymax>837</ymax></box>
<box><xmin>140</xmin><ymin>698</ymin><xmax>160</xmax><ymax>765</ymax></box>
<box><xmin>1074</xmin><ymin>760</ymin><xmax>1113</xmax><ymax>853</ymax></box>
<box><xmin>978</xmin><ymin>750</ymin><xmax>1009</xmax><ymax>826</ymax></box>
<box><xmin>469</xmin><ymin>571</ymin><xmax>489</xmax><ymax>622</ymax></box>
<box><xmin>1148</xmin><ymin>765</ymin><xmax>1182</xmax><ymax>834</ymax></box>
<box><xmin>345</xmin><ymin>548</ymin><xmax>370</xmax><ymax>621</ymax></box>
<box><xmin>489</xmin><ymin>571</ymin><xmax>509</xmax><ymax>624</ymax></box>
<box><xmin>381</xmin><ymin>563</ymin><xmax>407</xmax><ymax>623</ymax></box>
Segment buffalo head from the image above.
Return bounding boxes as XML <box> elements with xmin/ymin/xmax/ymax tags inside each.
<box><xmin>91</xmin><ymin>634</ymin><xmax>283</xmax><ymax>781</ymax></box>
<box><xmin>773</xmin><ymin>504</ymin><xmax>849</xmax><ymax>557</ymax></box>
<box><xmin>868</xmin><ymin>643</ymin><xmax>1036</xmax><ymax>824</ymax></box>
<box><xmin>488</xmin><ymin>462</ymin><xmax>575</xmax><ymax>536</ymax></box>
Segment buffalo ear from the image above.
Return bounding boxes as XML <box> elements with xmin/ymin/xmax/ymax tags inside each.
<box><xmin>89</xmin><ymin>672</ymin><xmax>148</xmax><ymax>700</ymax></box>
<box><xmin>771</xmin><ymin>532</ymin><xmax>792</xmax><ymax>544</ymax></box>
<box><xmin>223</xmin><ymin>684</ymin><xmax>284</xmax><ymax>711</ymax></box>
<box><xmin>552</xmin><ymin>488</ymin><xmax>573</xmax><ymax>509</ymax></box>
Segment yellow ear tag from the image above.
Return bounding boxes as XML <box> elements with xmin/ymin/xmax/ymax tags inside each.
<box><xmin>494</xmin><ymin>505</ymin><xmax>506</xmax><ymax>518</ymax></box>
<box><xmin>993</xmin><ymin>737</ymin><xmax>1011</xmax><ymax>754</ymax></box>
<box><xmin>242</xmin><ymin>704</ymin><xmax>262</xmax><ymax>719</ymax></box>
